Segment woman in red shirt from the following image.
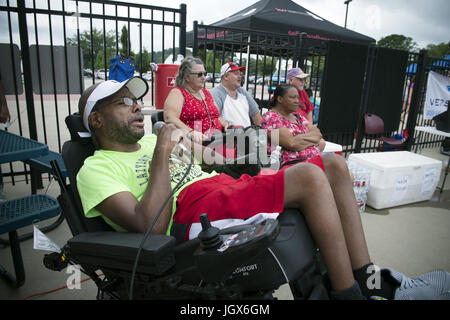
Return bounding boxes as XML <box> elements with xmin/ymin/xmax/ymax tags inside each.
<box><xmin>164</xmin><ymin>57</ymin><xmax>234</xmax><ymax>160</ymax></box>
<box><xmin>164</xmin><ymin>57</ymin><xmax>230</xmax><ymax>143</ymax></box>
<box><xmin>286</xmin><ymin>67</ymin><xmax>314</xmax><ymax>123</ymax></box>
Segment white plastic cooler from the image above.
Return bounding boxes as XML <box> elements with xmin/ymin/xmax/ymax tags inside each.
<box><xmin>348</xmin><ymin>151</ymin><xmax>442</xmax><ymax>209</ymax></box>
<box><xmin>322</xmin><ymin>141</ymin><xmax>343</xmax><ymax>155</ymax></box>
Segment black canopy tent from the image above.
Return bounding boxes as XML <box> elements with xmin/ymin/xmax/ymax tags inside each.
<box><xmin>186</xmin><ymin>0</ymin><xmax>375</xmax><ymax>50</ymax></box>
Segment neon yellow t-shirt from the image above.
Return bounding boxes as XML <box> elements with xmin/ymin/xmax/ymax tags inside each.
<box><xmin>77</xmin><ymin>134</ymin><xmax>217</xmax><ymax>234</ymax></box>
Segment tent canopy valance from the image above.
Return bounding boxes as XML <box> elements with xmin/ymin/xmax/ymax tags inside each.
<box><xmin>186</xmin><ymin>0</ymin><xmax>375</xmax><ymax>51</ymax></box>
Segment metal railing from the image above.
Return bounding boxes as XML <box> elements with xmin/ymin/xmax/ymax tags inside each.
<box><xmin>1</xmin><ymin>2</ymin><xmax>448</xmax><ymax>185</ymax></box>
<box><xmin>190</xmin><ymin>23</ymin><xmax>449</xmax><ymax>156</ymax></box>
<box><xmin>0</xmin><ymin>0</ymin><xmax>186</xmax><ymax>182</ymax></box>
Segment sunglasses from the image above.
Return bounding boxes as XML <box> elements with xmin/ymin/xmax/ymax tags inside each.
<box><xmin>190</xmin><ymin>71</ymin><xmax>208</xmax><ymax>78</ymax></box>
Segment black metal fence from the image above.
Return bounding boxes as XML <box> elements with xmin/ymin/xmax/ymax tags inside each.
<box><xmin>1</xmin><ymin>1</ymin><xmax>448</xmax><ymax>183</ymax></box>
<box><xmin>190</xmin><ymin>22</ymin><xmax>449</xmax><ymax>157</ymax></box>
<box><xmin>411</xmin><ymin>54</ymin><xmax>450</xmax><ymax>150</ymax></box>
<box><xmin>0</xmin><ymin>0</ymin><xmax>186</xmax><ymax>181</ymax></box>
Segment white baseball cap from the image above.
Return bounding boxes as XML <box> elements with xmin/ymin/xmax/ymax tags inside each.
<box><xmin>83</xmin><ymin>76</ymin><xmax>148</xmax><ymax>132</ymax></box>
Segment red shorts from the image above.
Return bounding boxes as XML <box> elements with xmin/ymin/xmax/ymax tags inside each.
<box><xmin>281</xmin><ymin>155</ymin><xmax>325</xmax><ymax>172</ymax></box>
<box><xmin>173</xmin><ymin>170</ymin><xmax>285</xmax><ymax>241</ymax></box>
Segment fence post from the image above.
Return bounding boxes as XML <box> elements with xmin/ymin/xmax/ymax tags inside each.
<box><xmin>179</xmin><ymin>4</ymin><xmax>187</xmax><ymax>57</ymax></box>
<box><xmin>354</xmin><ymin>44</ymin><xmax>377</xmax><ymax>153</ymax></box>
<box><xmin>17</xmin><ymin>0</ymin><xmax>43</xmax><ymax>192</ymax></box>
<box><xmin>17</xmin><ymin>0</ymin><xmax>37</xmax><ymax>141</ymax></box>
<box><xmin>297</xmin><ymin>32</ymin><xmax>307</xmax><ymax>70</ymax></box>
<box><xmin>293</xmin><ymin>34</ymin><xmax>300</xmax><ymax>67</ymax></box>
<box><xmin>406</xmin><ymin>49</ymin><xmax>428</xmax><ymax>151</ymax></box>
<box><xmin>192</xmin><ymin>20</ymin><xmax>198</xmax><ymax>57</ymax></box>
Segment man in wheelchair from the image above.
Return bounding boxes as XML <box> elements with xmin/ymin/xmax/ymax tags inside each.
<box><xmin>53</xmin><ymin>76</ymin><xmax>449</xmax><ymax>300</ymax></box>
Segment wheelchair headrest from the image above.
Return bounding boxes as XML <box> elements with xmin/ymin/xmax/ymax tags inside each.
<box><xmin>65</xmin><ymin>112</ymin><xmax>93</xmax><ymax>144</ymax></box>
<box><xmin>151</xmin><ymin>110</ymin><xmax>164</xmax><ymax>125</ymax></box>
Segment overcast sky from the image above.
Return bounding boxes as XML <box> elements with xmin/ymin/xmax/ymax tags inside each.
<box><xmin>128</xmin><ymin>0</ymin><xmax>449</xmax><ymax>49</ymax></box>
<box><xmin>0</xmin><ymin>0</ymin><xmax>447</xmax><ymax>52</ymax></box>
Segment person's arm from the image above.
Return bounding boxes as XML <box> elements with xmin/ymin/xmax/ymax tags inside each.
<box><xmin>242</xmin><ymin>88</ymin><xmax>261</xmax><ymax>126</ymax></box>
<box><xmin>0</xmin><ymin>79</ymin><xmax>10</xmax><ymax>123</ymax></box>
<box><xmin>96</xmin><ymin>124</ymin><xmax>183</xmax><ymax>234</ymax></box>
<box><xmin>218</xmin><ymin>115</ymin><xmax>230</xmax><ymax>131</ymax></box>
<box><xmin>163</xmin><ymin>88</ymin><xmax>192</xmax><ymax>132</ymax></box>
<box><xmin>306</xmin><ymin>111</ymin><xmax>313</xmax><ymax>123</ymax></box>
<box><xmin>251</xmin><ymin>112</ymin><xmax>262</xmax><ymax>126</ymax></box>
<box><xmin>164</xmin><ymin>88</ymin><xmax>207</xmax><ymax>143</ymax></box>
<box><xmin>210</xmin><ymin>86</ymin><xmax>225</xmax><ymax>115</ymax></box>
<box><xmin>269</xmin><ymin>127</ymin><xmax>318</xmax><ymax>152</ymax></box>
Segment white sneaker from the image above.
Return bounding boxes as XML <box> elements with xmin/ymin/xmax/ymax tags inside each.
<box><xmin>384</xmin><ymin>268</ymin><xmax>450</xmax><ymax>300</ymax></box>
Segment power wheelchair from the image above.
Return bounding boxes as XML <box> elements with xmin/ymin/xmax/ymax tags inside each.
<box><xmin>44</xmin><ymin>112</ymin><xmax>330</xmax><ymax>300</ymax></box>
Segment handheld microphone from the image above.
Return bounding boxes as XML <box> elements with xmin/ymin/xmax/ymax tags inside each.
<box><xmin>152</xmin><ymin>121</ymin><xmax>166</xmax><ymax>134</ymax></box>
<box><xmin>152</xmin><ymin>121</ymin><xmax>191</xmax><ymax>162</ymax></box>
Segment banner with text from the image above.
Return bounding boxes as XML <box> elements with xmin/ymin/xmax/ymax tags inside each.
<box><xmin>424</xmin><ymin>71</ymin><xmax>450</xmax><ymax>120</ymax></box>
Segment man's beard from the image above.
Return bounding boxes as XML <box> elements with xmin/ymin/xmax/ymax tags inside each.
<box><xmin>106</xmin><ymin>118</ymin><xmax>144</xmax><ymax>144</ymax></box>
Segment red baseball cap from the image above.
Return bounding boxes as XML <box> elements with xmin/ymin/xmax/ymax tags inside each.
<box><xmin>220</xmin><ymin>62</ymin><xmax>246</xmax><ymax>77</ymax></box>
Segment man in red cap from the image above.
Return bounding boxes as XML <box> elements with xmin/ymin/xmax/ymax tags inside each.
<box><xmin>210</xmin><ymin>62</ymin><xmax>261</xmax><ymax>128</ymax></box>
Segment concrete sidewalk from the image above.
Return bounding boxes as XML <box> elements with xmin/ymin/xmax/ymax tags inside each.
<box><xmin>0</xmin><ymin>148</ymin><xmax>449</xmax><ymax>300</ymax></box>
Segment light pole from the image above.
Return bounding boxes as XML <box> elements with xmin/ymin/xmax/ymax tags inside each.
<box><xmin>344</xmin><ymin>0</ymin><xmax>353</xmax><ymax>28</ymax></box>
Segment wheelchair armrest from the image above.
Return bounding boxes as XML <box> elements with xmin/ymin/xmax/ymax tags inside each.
<box><xmin>67</xmin><ymin>232</ymin><xmax>176</xmax><ymax>275</ymax></box>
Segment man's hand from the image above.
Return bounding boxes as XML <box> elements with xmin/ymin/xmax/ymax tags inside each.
<box><xmin>155</xmin><ymin>123</ymin><xmax>185</xmax><ymax>157</ymax></box>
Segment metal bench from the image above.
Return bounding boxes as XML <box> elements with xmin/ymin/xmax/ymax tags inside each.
<box><xmin>0</xmin><ymin>194</ymin><xmax>60</xmax><ymax>288</ymax></box>
<box><xmin>24</xmin><ymin>150</ymin><xmax>68</xmax><ymax>180</ymax></box>
<box><xmin>0</xmin><ymin>152</ymin><xmax>68</xmax><ymax>246</ymax></box>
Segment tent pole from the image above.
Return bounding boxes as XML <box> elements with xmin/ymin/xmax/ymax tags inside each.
<box><xmin>244</xmin><ymin>35</ymin><xmax>250</xmax><ymax>89</ymax></box>
<box><xmin>344</xmin><ymin>0</ymin><xmax>352</xmax><ymax>28</ymax></box>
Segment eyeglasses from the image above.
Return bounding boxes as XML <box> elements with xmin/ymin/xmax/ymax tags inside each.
<box><xmin>190</xmin><ymin>71</ymin><xmax>208</xmax><ymax>78</ymax></box>
<box><xmin>120</xmin><ymin>97</ymin><xmax>144</xmax><ymax>107</ymax></box>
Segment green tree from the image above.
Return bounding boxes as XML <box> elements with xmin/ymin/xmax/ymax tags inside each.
<box><xmin>246</xmin><ymin>56</ymin><xmax>278</xmax><ymax>76</ymax></box>
<box><xmin>67</xmin><ymin>28</ymin><xmax>116</xmax><ymax>70</ymax></box>
<box><xmin>377</xmin><ymin>34</ymin><xmax>418</xmax><ymax>52</ymax></box>
<box><xmin>425</xmin><ymin>42</ymin><xmax>450</xmax><ymax>58</ymax></box>
<box><xmin>120</xmin><ymin>25</ymin><xmax>129</xmax><ymax>56</ymax></box>
<box><xmin>205</xmin><ymin>50</ymin><xmax>227</xmax><ymax>73</ymax></box>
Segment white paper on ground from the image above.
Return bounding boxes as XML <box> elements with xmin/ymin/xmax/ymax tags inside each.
<box><xmin>33</xmin><ymin>225</ymin><xmax>61</xmax><ymax>253</ymax></box>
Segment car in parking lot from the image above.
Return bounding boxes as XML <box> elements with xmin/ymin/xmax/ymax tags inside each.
<box><xmin>267</xmin><ymin>75</ymin><xmax>286</xmax><ymax>93</ymax></box>
<box><xmin>96</xmin><ymin>69</ymin><xmax>108</xmax><ymax>79</ymax></box>
<box><xmin>142</xmin><ymin>71</ymin><xmax>152</xmax><ymax>81</ymax></box>
<box><xmin>83</xmin><ymin>68</ymin><xmax>94</xmax><ymax>78</ymax></box>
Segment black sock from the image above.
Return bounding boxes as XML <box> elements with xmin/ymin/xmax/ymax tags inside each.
<box><xmin>330</xmin><ymin>281</ymin><xmax>366</xmax><ymax>300</ymax></box>
<box><xmin>353</xmin><ymin>263</ymin><xmax>395</xmax><ymax>299</ymax></box>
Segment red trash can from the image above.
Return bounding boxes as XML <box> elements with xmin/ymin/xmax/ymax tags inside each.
<box><xmin>154</xmin><ymin>64</ymin><xmax>179</xmax><ymax>109</ymax></box>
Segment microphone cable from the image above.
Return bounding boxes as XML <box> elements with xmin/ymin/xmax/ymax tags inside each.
<box><xmin>128</xmin><ymin>141</ymin><xmax>193</xmax><ymax>300</ymax></box>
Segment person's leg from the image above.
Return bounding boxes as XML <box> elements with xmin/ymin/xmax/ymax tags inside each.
<box><xmin>283</xmin><ymin>162</ymin><xmax>356</xmax><ymax>293</ymax></box>
<box><xmin>321</xmin><ymin>154</ymin><xmax>371</xmax><ymax>270</ymax></box>
<box><xmin>321</xmin><ymin>154</ymin><xmax>397</xmax><ymax>299</ymax></box>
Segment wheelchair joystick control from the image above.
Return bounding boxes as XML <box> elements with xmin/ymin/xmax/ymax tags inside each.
<box><xmin>198</xmin><ymin>213</ymin><xmax>222</xmax><ymax>250</ymax></box>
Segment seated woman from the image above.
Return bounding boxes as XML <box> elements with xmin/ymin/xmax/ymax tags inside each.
<box><xmin>261</xmin><ymin>85</ymin><xmax>326</xmax><ymax>168</ymax></box>
<box><xmin>164</xmin><ymin>56</ymin><xmax>230</xmax><ymax>144</ymax></box>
